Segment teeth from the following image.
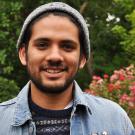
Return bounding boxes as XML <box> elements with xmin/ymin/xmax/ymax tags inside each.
<box><xmin>46</xmin><ymin>69</ymin><xmax>62</xmax><ymax>73</ymax></box>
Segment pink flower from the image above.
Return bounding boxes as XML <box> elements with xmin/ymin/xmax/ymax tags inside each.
<box><xmin>114</xmin><ymin>84</ymin><xmax>121</xmax><ymax>90</ymax></box>
<box><xmin>120</xmin><ymin>94</ymin><xmax>129</xmax><ymax>102</ymax></box>
<box><xmin>119</xmin><ymin>74</ymin><xmax>125</xmax><ymax>81</ymax></box>
<box><xmin>127</xmin><ymin>75</ymin><xmax>134</xmax><ymax>80</ymax></box>
<box><xmin>92</xmin><ymin>75</ymin><xmax>101</xmax><ymax>81</ymax></box>
<box><xmin>103</xmin><ymin>74</ymin><xmax>109</xmax><ymax>79</ymax></box>
<box><xmin>110</xmin><ymin>74</ymin><xmax>119</xmax><ymax>82</ymax></box>
<box><xmin>97</xmin><ymin>79</ymin><xmax>103</xmax><ymax>84</ymax></box>
<box><xmin>129</xmin><ymin>85</ymin><xmax>135</xmax><ymax>95</ymax></box>
<box><xmin>108</xmin><ymin>83</ymin><xmax>115</xmax><ymax>92</ymax></box>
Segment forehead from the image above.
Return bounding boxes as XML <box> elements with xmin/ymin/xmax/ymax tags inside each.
<box><xmin>29</xmin><ymin>14</ymin><xmax>80</xmax><ymax>45</ymax></box>
<box><xmin>32</xmin><ymin>14</ymin><xmax>78</xmax><ymax>30</ymax></box>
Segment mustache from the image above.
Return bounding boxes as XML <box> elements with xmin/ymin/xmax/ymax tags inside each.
<box><xmin>39</xmin><ymin>61</ymin><xmax>68</xmax><ymax>70</ymax></box>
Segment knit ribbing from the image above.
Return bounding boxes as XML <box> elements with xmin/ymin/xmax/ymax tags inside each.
<box><xmin>29</xmin><ymin>97</ymin><xmax>72</xmax><ymax>135</ymax></box>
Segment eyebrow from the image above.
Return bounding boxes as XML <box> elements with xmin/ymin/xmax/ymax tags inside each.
<box><xmin>60</xmin><ymin>40</ymin><xmax>78</xmax><ymax>46</ymax></box>
<box><xmin>33</xmin><ymin>38</ymin><xmax>78</xmax><ymax>45</ymax></box>
<box><xmin>33</xmin><ymin>38</ymin><xmax>50</xmax><ymax>42</ymax></box>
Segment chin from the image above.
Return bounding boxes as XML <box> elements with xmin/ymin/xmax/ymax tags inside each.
<box><xmin>32</xmin><ymin>79</ymin><xmax>73</xmax><ymax>94</ymax></box>
<box><xmin>38</xmin><ymin>84</ymin><xmax>70</xmax><ymax>94</ymax></box>
<box><xmin>30</xmin><ymin>74</ymin><xmax>75</xmax><ymax>94</ymax></box>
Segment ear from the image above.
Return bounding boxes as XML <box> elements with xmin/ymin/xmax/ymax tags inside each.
<box><xmin>18</xmin><ymin>46</ymin><xmax>27</xmax><ymax>66</ymax></box>
<box><xmin>79</xmin><ymin>54</ymin><xmax>86</xmax><ymax>69</ymax></box>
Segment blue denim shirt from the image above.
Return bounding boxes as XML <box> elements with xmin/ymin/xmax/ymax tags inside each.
<box><xmin>0</xmin><ymin>81</ymin><xmax>134</xmax><ymax>135</ymax></box>
<box><xmin>133</xmin><ymin>129</ymin><xmax>135</xmax><ymax>135</ymax></box>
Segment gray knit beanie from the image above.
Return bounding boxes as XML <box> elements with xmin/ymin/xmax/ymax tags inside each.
<box><xmin>17</xmin><ymin>2</ymin><xmax>90</xmax><ymax>60</ymax></box>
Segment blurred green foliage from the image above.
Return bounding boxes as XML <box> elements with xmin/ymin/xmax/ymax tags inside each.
<box><xmin>0</xmin><ymin>77</ymin><xmax>19</xmax><ymax>102</ymax></box>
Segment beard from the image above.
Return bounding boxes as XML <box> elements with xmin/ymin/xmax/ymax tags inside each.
<box><xmin>29</xmin><ymin>72</ymin><xmax>75</xmax><ymax>94</ymax></box>
<box><xmin>26</xmin><ymin>63</ymin><xmax>78</xmax><ymax>95</ymax></box>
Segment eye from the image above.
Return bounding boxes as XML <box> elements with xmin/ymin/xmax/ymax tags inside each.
<box><xmin>61</xmin><ymin>43</ymin><xmax>75</xmax><ymax>52</ymax></box>
<box><xmin>35</xmin><ymin>41</ymin><xmax>49</xmax><ymax>50</ymax></box>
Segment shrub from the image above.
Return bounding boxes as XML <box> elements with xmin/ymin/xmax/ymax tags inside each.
<box><xmin>0</xmin><ymin>77</ymin><xmax>19</xmax><ymax>102</ymax></box>
<box><xmin>85</xmin><ymin>64</ymin><xmax>135</xmax><ymax>126</ymax></box>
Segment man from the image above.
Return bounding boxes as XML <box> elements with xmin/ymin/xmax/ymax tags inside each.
<box><xmin>0</xmin><ymin>2</ymin><xmax>134</xmax><ymax>135</ymax></box>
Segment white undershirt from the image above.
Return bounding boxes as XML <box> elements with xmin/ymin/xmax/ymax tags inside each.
<box><xmin>64</xmin><ymin>100</ymin><xmax>73</xmax><ymax>109</ymax></box>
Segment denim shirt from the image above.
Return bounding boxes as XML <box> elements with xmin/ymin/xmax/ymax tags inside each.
<box><xmin>133</xmin><ymin>129</ymin><xmax>135</xmax><ymax>135</ymax></box>
<box><xmin>0</xmin><ymin>81</ymin><xmax>134</xmax><ymax>135</ymax></box>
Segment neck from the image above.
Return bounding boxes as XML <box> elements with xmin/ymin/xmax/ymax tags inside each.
<box><xmin>30</xmin><ymin>82</ymin><xmax>73</xmax><ymax>110</ymax></box>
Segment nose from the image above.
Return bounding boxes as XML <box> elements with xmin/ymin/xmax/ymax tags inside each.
<box><xmin>46</xmin><ymin>45</ymin><xmax>63</xmax><ymax>63</ymax></box>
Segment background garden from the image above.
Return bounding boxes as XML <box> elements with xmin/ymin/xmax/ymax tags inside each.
<box><xmin>0</xmin><ymin>0</ymin><xmax>135</xmax><ymax>126</ymax></box>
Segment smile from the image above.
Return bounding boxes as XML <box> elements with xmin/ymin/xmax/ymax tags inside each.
<box><xmin>46</xmin><ymin>69</ymin><xmax>64</xmax><ymax>74</ymax></box>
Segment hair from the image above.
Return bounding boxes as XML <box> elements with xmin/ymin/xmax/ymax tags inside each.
<box><xmin>22</xmin><ymin>11</ymin><xmax>85</xmax><ymax>55</ymax></box>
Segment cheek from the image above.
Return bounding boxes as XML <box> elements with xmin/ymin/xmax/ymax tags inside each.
<box><xmin>66</xmin><ymin>55</ymin><xmax>80</xmax><ymax>70</ymax></box>
<box><xmin>26</xmin><ymin>53</ymin><xmax>41</xmax><ymax>71</ymax></box>
<box><xmin>27</xmin><ymin>49</ymin><xmax>44</xmax><ymax>63</ymax></box>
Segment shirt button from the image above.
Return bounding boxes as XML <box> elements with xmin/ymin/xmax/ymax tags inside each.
<box><xmin>29</xmin><ymin>126</ymin><xmax>34</xmax><ymax>134</ymax></box>
<box><xmin>102</xmin><ymin>131</ymin><xmax>108</xmax><ymax>135</ymax></box>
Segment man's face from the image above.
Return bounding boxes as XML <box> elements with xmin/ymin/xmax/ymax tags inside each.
<box><xmin>19</xmin><ymin>14</ymin><xmax>86</xmax><ymax>94</ymax></box>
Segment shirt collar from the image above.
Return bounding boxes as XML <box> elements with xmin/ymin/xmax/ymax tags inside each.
<box><xmin>12</xmin><ymin>81</ymin><xmax>32</xmax><ymax>126</ymax></box>
<box><xmin>73</xmin><ymin>81</ymin><xmax>92</xmax><ymax>114</ymax></box>
<box><xmin>12</xmin><ymin>81</ymin><xmax>91</xmax><ymax>126</ymax></box>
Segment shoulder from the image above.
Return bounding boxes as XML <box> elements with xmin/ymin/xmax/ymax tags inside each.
<box><xmin>0</xmin><ymin>98</ymin><xmax>17</xmax><ymax>125</ymax></box>
<box><xmin>0</xmin><ymin>98</ymin><xmax>17</xmax><ymax>112</ymax></box>
<box><xmin>0</xmin><ymin>98</ymin><xmax>16</xmax><ymax>106</ymax></box>
<box><xmin>83</xmin><ymin>92</ymin><xmax>128</xmax><ymax>116</ymax></box>
<box><xmin>82</xmin><ymin>92</ymin><xmax>134</xmax><ymax>131</ymax></box>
